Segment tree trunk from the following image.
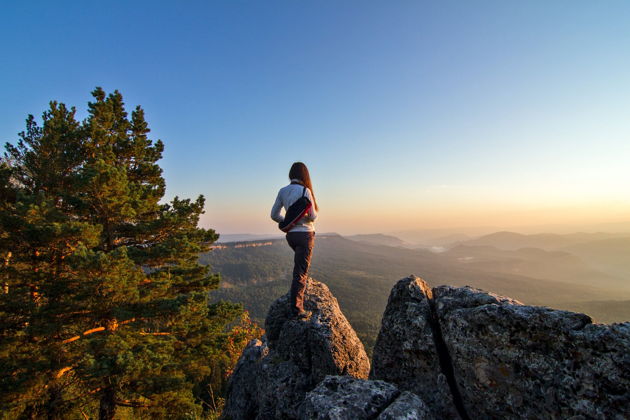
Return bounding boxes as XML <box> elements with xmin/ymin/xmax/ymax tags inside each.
<box><xmin>99</xmin><ymin>387</ymin><xmax>116</xmax><ymax>420</ymax></box>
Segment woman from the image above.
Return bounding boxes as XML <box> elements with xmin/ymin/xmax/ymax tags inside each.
<box><xmin>270</xmin><ymin>162</ymin><xmax>319</xmax><ymax>319</ymax></box>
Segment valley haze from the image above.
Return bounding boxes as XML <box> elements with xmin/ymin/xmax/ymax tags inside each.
<box><xmin>204</xmin><ymin>229</ymin><xmax>630</xmax><ymax>354</ymax></box>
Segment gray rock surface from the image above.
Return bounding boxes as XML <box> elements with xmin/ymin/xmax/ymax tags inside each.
<box><xmin>434</xmin><ymin>285</ymin><xmax>630</xmax><ymax>420</ymax></box>
<box><xmin>222</xmin><ymin>279</ymin><xmax>370</xmax><ymax>420</ymax></box>
<box><xmin>377</xmin><ymin>391</ymin><xmax>433</xmax><ymax>420</ymax></box>
<box><xmin>266</xmin><ymin>279</ymin><xmax>370</xmax><ymax>383</ymax></box>
<box><xmin>370</xmin><ymin>275</ymin><xmax>459</xmax><ymax>419</ymax></box>
<box><xmin>224</xmin><ymin>275</ymin><xmax>630</xmax><ymax>420</ymax></box>
<box><xmin>221</xmin><ymin>338</ymin><xmax>268</xmax><ymax>419</ymax></box>
<box><xmin>299</xmin><ymin>375</ymin><xmax>398</xmax><ymax>419</ymax></box>
<box><xmin>299</xmin><ymin>376</ymin><xmax>433</xmax><ymax>420</ymax></box>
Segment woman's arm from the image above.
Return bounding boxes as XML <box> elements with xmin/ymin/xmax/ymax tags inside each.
<box><xmin>270</xmin><ymin>191</ymin><xmax>284</xmax><ymax>223</ymax></box>
<box><xmin>305</xmin><ymin>189</ymin><xmax>318</xmax><ymax>221</ymax></box>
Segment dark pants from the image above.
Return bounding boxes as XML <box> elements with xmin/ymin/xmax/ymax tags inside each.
<box><xmin>286</xmin><ymin>231</ymin><xmax>315</xmax><ymax>314</ymax></box>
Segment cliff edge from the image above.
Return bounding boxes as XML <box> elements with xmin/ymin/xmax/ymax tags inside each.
<box><xmin>223</xmin><ymin>276</ymin><xmax>630</xmax><ymax>420</ymax></box>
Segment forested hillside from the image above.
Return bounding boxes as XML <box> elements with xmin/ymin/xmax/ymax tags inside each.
<box><xmin>201</xmin><ymin>234</ymin><xmax>630</xmax><ymax>355</ymax></box>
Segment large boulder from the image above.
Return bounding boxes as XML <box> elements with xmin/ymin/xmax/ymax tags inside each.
<box><xmin>222</xmin><ymin>279</ymin><xmax>370</xmax><ymax>420</ymax></box>
<box><xmin>370</xmin><ymin>276</ymin><xmax>459</xmax><ymax>419</ymax></box>
<box><xmin>299</xmin><ymin>375</ymin><xmax>433</xmax><ymax>420</ymax></box>
<box><xmin>371</xmin><ymin>276</ymin><xmax>630</xmax><ymax>420</ymax></box>
<box><xmin>434</xmin><ymin>285</ymin><xmax>630</xmax><ymax>420</ymax></box>
<box><xmin>266</xmin><ymin>279</ymin><xmax>371</xmax><ymax>382</ymax></box>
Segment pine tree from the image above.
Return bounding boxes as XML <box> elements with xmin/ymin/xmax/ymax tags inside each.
<box><xmin>0</xmin><ymin>89</ymin><xmax>261</xmax><ymax>419</ymax></box>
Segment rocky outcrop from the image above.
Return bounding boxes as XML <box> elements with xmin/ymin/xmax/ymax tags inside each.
<box><xmin>265</xmin><ymin>280</ymin><xmax>370</xmax><ymax>382</ymax></box>
<box><xmin>433</xmin><ymin>284</ymin><xmax>630</xmax><ymax>419</ymax></box>
<box><xmin>371</xmin><ymin>275</ymin><xmax>630</xmax><ymax>420</ymax></box>
<box><xmin>221</xmin><ymin>279</ymin><xmax>370</xmax><ymax>420</ymax></box>
<box><xmin>299</xmin><ymin>375</ymin><xmax>433</xmax><ymax>420</ymax></box>
<box><xmin>224</xmin><ymin>275</ymin><xmax>630</xmax><ymax>420</ymax></box>
<box><xmin>369</xmin><ymin>276</ymin><xmax>459</xmax><ymax>419</ymax></box>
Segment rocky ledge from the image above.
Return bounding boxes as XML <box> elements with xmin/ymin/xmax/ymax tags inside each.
<box><xmin>221</xmin><ymin>279</ymin><xmax>375</xmax><ymax>419</ymax></box>
<box><xmin>223</xmin><ymin>276</ymin><xmax>630</xmax><ymax>420</ymax></box>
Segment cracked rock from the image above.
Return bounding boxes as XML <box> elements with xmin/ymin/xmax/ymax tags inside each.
<box><xmin>370</xmin><ymin>275</ymin><xmax>459</xmax><ymax>419</ymax></box>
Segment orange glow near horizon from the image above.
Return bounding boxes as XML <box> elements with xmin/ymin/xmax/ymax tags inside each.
<box><xmin>203</xmin><ymin>197</ymin><xmax>630</xmax><ymax>236</ymax></box>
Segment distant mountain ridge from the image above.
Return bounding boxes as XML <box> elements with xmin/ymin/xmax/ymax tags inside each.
<box><xmin>459</xmin><ymin>231</ymin><xmax>625</xmax><ymax>250</ymax></box>
<box><xmin>441</xmin><ymin>243</ymin><xmax>628</xmax><ymax>292</ymax></box>
<box><xmin>560</xmin><ymin>237</ymin><xmax>630</xmax><ymax>278</ymax></box>
<box><xmin>346</xmin><ymin>233</ymin><xmax>408</xmax><ymax>247</ymax></box>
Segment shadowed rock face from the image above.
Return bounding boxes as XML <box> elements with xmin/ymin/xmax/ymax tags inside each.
<box><xmin>299</xmin><ymin>375</ymin><xmax>433</xmax><ymax>420</ymax></box>
<box><xmin>221</xmin><ymin>279</ymin><xmax>370</xmax><ymax>420</ymax></box>
<box><xmin>377</xmin><ymin>390</ymin><xmax>433</xmax><ymax>420</ymax></box>
<box><xmin>222</xmin><ymin>338</ymin><xmax>269</xmax><ymax>419</ymax></box>
<box><xmin>434</xmin><ymin>285</ymin><xmax>630</xmax><ymax>420</ymax></box>
<box><xmin>369</xmin><ymin>276</ymin><xmax>459</xmax><ymax>419</ymax></box>
<box><xmin>371</xmin><ymin>275</ymin><xmax>630</xmax><ymax>420</ymax></box>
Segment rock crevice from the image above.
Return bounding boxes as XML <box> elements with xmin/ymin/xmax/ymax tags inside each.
<box><xmin>369</xmin><ymin>276</ymin><xmax>460</xmax><ymax>419</ymax></box>
<box><xmin>424</xmin><ymin>285</ymin><xmax>470</xmax><ymax>420</ymax></box>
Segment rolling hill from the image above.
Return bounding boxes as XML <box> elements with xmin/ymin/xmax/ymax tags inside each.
<box><xmin>201</xmin><ymin>234</ymin><xmax>630</xmax><ymax>354</ymax></box>
<box><xmin>440</xmin><ymin>244</ymin><xmax>628</xmax><ymax>292</ymax></box>
<box><xmin>459</xmin><ymin>231</ymin><xmax>624</xmax><ymax>251</ymax></box>
<box><xmin>346</xmin><ymin>233</ymin><xmax>408</xmax><ymax>247</ymax></box>
<box><xmin>560</xmin><ymin>237</ymin><xmax>630</xmax><ymax>278</ymax></box>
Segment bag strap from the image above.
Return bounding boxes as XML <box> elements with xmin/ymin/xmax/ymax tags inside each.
<box><xmin>302</xmin><ymin>186</ymin><xmax>306</xmax><ymax>197</ymax></box>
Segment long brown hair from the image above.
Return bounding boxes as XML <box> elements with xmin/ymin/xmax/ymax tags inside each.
<box><xmin>289</xmin><ymin>162</ymin><xmax>318</xmax><ymax>211</ymax></box>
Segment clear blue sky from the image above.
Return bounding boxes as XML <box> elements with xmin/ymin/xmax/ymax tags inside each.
<box><xmin>2</xmin><ymin>1</ymin><xmax>629</xmax><ymax>234</ymax></box>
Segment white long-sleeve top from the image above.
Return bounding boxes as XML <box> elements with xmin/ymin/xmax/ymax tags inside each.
<box><xmin>270</xmin><ymin>182</ymin><xmax>318</xmax><ymax>233</ymax></box>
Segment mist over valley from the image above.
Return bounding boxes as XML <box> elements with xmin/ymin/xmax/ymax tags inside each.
<box><xmin>202</xmin><ymin>230</ymin><xmax>630</xmax><ymax>353</ymax></box>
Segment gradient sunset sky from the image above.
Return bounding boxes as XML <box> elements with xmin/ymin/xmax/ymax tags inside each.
<box><xmin>2</xmin><ymin>1</ymin><xmax>629</xmax><ymax>235</ymax></box>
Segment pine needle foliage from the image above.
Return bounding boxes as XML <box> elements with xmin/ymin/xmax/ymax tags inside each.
<box><xmin>0</xmin><ymin>89</ymin><xmax>260</xmax><ymax>419</ymax></box>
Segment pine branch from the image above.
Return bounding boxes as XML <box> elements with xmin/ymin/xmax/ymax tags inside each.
<box><xmin>60</xmin><ymin>318</ymin><xmax>142</xmax><ymax>344</ymax></box>
<box><xmin>55</xmin><ymin>366</ymin><xmax>73</xmax><ymax>378</ymax></box>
